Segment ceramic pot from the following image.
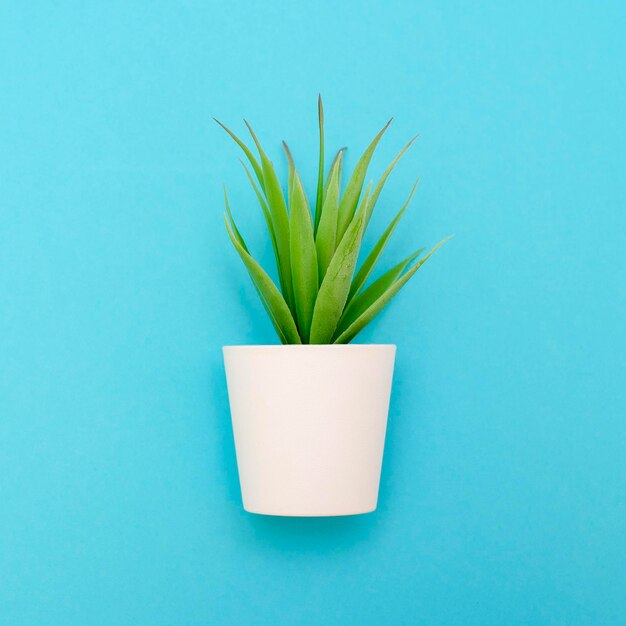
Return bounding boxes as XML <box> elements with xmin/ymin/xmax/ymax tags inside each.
<box><xmin>223</xmin><ymin>344</ymin><xmax>396</xmax><ymax>516</ymax></box>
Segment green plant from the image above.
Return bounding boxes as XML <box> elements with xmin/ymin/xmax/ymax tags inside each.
<box><xmin>216</xmin><ymin>98</ymin><xmax>451</xmax><ymax>344</ymax></box>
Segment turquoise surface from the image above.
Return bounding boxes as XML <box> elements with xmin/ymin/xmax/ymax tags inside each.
<box><xmin>1</xmin><ymin>2</ymin><xmax>625</xmax><ymax>623</ymax></box>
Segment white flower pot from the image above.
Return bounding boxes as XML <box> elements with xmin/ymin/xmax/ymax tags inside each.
<box><xmin>223</xmin><ymin>345</ymin><xmax>396</xmax><ymax>516</ymax></box>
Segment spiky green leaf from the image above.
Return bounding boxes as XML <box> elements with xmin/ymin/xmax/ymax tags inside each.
<box><xmin>284</xmin><ymin>145</ymin><xmax>318</xmax><ymax>342</ymax></box>
<box><xmin>322</xmin><ymin>148</ymin><xmax>345</xmax><ymax>202</ymax></box>
<box><xmin>315</xmin><ymin>150</ymin><xmax>343</xmax><ymax>281</ymax></box>
<box><xmin>223</xmin><ymin>187</ymin><xmax>249</xmax><ymax>253</ymax></box>
<box><xmin>314</xmin><ymin>95</ymin><xmax>325</xmax><ymax>232</ymax></box>
<box><xmin>282</xmin><ymin>141</ymin><xmax>297</xmax><ymax>210</ymax></box>
<box><xmin>239</xmin><ymin>160</ymin><xmax>278</xmax><ymax>261</ymax></box>
<box><xmin>289</xmin><ymin>174</ymin><xmax>318</xmax><ymax>343</ymax></box>
<box><xmin>309</xmin><ymin>184</ymin><xmax>372</xmax><ymax>344</ymax></box>
<box><xmin>338</xmin><ymin>249</ymin><xmax>424</xmax><ymax>336</ymax></box>
<box><xmin>214</xmin><ymin>118</ymin><xmax>264</xmax><ymax>191</ymax></box>
<box><xmin>334</xmin><ymin>236</ymin><xmax>453</xmax><ymax>344</ymax></box>
<box><xmin>348</xmin><ymin>180</ymin><xmax>419</xmax><ymax>302</ymax></box>
<box><xmin>335</xmin><ymin>119</ymin><xmax>392</xmax><ymax>241</ymax></box>
<box><xmin>244</xmin><ymin>120</ymin><xmax>294</xmax><ymax>313</ymax></box>
<box><xmin>365</xmin><ymin>135</ymin><xmax>418</xmax><ymax>227</ymax></box>
<box><xmin>224</xmin><ymin>215</ymin><xmax>301</xmax><ymax>345</ymax></box>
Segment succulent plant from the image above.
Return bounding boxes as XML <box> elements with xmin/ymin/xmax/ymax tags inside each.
<box><xmin>216</xmin><ymin>97</ymin><xmax>451</xmax><ymax>344</ymax></box>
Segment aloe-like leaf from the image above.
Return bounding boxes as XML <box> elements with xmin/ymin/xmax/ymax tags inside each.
<box><xmin>220</xmin><ymin>102</ymin><xmax>451</xmax><ymax>346</ymax></box>
<box><xmin>365</xmin><ymin>135</ymin><xmax>418</xmax><ymax>227</ymax></box>
<box><xmin>239</xmin><ymin>160</ymin><xmax>278</xmax><ymax>261</ymax></box>
<box><xmin>289</xmin><ymin>177</ymin><xmax>319</xmax><ymax>342</ymax></box>
<box><xmin>333</xmin><ymin>236</ymin><xmax>453</xmax><ymax>344</ymax></box>
<box><xmin>314</xmin><ymin>95</ymin><xmax>325</xmax><ymax>232</ymax></box>
<box><xmin>224</xmin><ymin>215</ymin><xmax>301</xmax><ymax>345</ymax></box>
<box><xmin>283</xmin><ymin>143</ymin><xmax>318</xmax><ymax>342</ymax></box>
<box><xmin>338</xmin><ymin>249</ymin><xmax>424</xmax><ymax>336</ymax></box>
<box><xmin>214</xmin><ymin>118</ymin><xmax>265</xmax><ymax>192</ymax></box>
<box><xmin>323</xmin><ymin>148</ymin><xmax>345</xmax><ymax>195</ymax></box>
<box><xmin>309</xmin><ymin>184</ymin><xmax>372</xmax><ymax>344</ymax></box>
<box><xmin>244</xmin><ymin>120</ymin><xmax>294</xmax><ymax>313</ymax></box>
<box><xmin>223</xmin><ymin>187</ymin><xmax>249</xmax><ymax>253</ymax></box>
<box><xmin>315</xmin><ymin>150</ymin><xmax>343</xmax><ymax>281</ymax></box>
<box><xmin>348</xmin><ymin>180</ymin><xmax>419</xmax><ymax>302</ymax></box>
<box><xmin>319</xmin><ymin>148</ymin><xmax>345</xmax><ymax>227</ymax></box>
<box><xmin>282</xmin><ymin>141</ymin><xmax>297</xmax><ymax>210</ymax></box>
<box><xmin>335</xmin><ymin>119</ymin><xmax>392</xmax><ymax>241</ymax></box>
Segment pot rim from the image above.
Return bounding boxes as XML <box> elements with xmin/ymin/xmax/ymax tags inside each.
<box><xmin>223</xmin><ymin>343</ymin><xmax>396</xmax><ymax>351</ymax></box>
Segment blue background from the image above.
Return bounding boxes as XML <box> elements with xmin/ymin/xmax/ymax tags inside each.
<box><xmin>1</xmin><ymin>1</ymin><xmax>625</xmax><ymax>624</ymax></box>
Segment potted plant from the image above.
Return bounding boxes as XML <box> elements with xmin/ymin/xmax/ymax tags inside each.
<box><xmin>217</xmin><ymin>98</ymin><xmax>450</xmax><ymax>516</ymax></box>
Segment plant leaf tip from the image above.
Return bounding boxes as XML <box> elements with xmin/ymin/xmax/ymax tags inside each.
<box><xmin>243</xmin><ymin>118</ymin><xmax>256</xmax><ymax>136</ymax></box>
<box><xmin>213</xmin><ymin>117</ymin><xmax>228</xmax><ymax>130</ymax></box>
<box><xmin>282</xmin><ymin>141</ymin><xmax>295</xmax><ymax>165</ymax></box>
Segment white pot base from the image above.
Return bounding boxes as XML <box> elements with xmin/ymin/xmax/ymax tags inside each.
<box><xmin>242</xmin><ymin>507</ymin><xmax>377</xmax><ymax>517</ymax></box>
